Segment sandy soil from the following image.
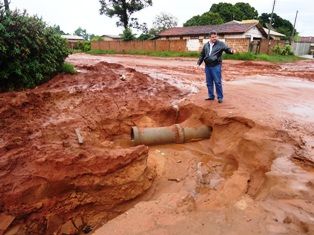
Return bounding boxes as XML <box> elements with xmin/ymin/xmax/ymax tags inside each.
<box><xmin>0</xmin><ymin>54</ymin><xmax>314</xmax><ymax>235</ymax></box>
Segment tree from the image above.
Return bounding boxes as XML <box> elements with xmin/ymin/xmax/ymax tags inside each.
<box><xmin>234</xmin><ymin>2</ymin><xmax>258</xmax><ymax>20</ymax></box>
<box><xmin>210</xmin><ymin>3</ymin><xmax>239</xmax><ymax>22</ymax></box>
<box><xmin>184</xmin><ymin>12</ymin><xmax>224</xmax><ymax>27</ymax></box>
<box><xmin>53</xmin><ymin>25</ymin><xmax>66</xmax><ymax>35</ymax></box>
<box><xmin>152</xmin><ymin>13</ymin><xmax>178</xmax><ymax>33</ymax></box>
<box><xmin>99</xmin><ymin>0</ymin><xmax>152</xmax><ymax>30</ymax></box>
<box><xmin>259</xmin><ymin>13</ymin><xmax>294</xmax><ymax>39</ymax></box>
<box><xmin>74</xmin><ymin>27</ymin><xmax>89</xmax><ymax>40</ymax></box>
<box><xmin>120</xmin><ymin>28</ymin><xmax>135</xmax><ymax>41</ymax></box>
<box><xmin>209</xmin><ymin>2</ymin><xmax>258</xmax><ymax>22</ymax></box>
<box><xmin>3</xmin><ymin>0</ymin><xmax>9</xmax><ymax>11</ymax></box>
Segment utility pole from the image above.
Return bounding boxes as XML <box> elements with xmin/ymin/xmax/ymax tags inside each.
<box><xmin>4</xmin><ymin>0</ymin><xmax>10</xmax><ymax>11</ymax></box>
<box><xmin>290</xmin><ymin>10</ymin><xmax>299</xmax><ymax>44</ymax></box>
<box><xmin>267</xmin><ymin>0</ymin><xmax>276</xmax><ymax>54</ymax></box>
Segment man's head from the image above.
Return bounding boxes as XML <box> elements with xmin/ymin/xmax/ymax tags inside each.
<box><xmin>209</xmin><ymin>31</ymin><xmax>218</xmax><ymax>43</ymax></box>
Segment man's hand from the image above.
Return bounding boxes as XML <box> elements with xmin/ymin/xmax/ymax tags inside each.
<box><xmin>194</xmin><ymin>64</ymin><xmax>202</xmax><ymax>70</ymax></box>
<box><xmin>231</xmin><ymin>49</ymin><xmax>237</xmax><ymax>54</ymax></box>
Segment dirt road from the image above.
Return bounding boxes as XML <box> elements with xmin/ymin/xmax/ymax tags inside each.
<box><xmin>0</xmin><ymin>54</ymin><xmax>313</xmax><ymax>234</ymax></box>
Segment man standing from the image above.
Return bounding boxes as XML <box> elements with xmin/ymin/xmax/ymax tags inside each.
<box><xmin>197</xmin><ymin>31</ymin><xmax>236</xmax><ymax>103</ymax></box>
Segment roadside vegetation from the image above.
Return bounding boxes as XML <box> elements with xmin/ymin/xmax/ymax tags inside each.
<box><xmin>0</xmin><ymin>9</ymin><xmax>74</xmax><ymax>91</ymax></box>
<box><xmin>86</xmin><ymin>49</ymin><xmax>301</xmax><ymax>63</ymax></box>
<box><xmin>61</xmin><ymin>62</ymin><xmax>77</xmax><ymax>74</ymax></box>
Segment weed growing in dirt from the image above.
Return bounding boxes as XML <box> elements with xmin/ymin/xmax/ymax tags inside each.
<box><xmin>88</xmin><ymin>49</ymin><xmax>116</xmax><ymax>55</ymax></box>
<box><xmin>61</xmin><ymin>63</ymin><xmax>76</xmax><ymax>74</ymax></box>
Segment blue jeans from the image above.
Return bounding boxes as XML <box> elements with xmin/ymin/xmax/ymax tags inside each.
<box><xmin>205</xmin><ymin>64</ymin><xmax>223</xmax><ymax>100</ymax></box>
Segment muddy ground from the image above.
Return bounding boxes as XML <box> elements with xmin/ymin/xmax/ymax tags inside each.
<box><xmin>0</xmin><ymin>54</ymin><xmax>313</xmax><ymax>235</ymax></box>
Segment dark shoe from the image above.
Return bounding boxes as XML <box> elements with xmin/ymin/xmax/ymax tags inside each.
<box><xmin>218</xmin><ymin>99</ymin><xmax>223</xmax><ymax>103</ymax></box>
<box><xmin>205</xmin><ymin>97</ymin><xmax>215</xmax><ymax>101</ymax></box>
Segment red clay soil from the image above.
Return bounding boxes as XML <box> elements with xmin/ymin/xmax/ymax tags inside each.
<box><xmin>0</xmin><ymin>61</ymin><xmax>185</xmax><ymax>234</ymax></box>
<box><xmin>1</xmin><ymin>54</ymin><xmax>314</xmax><ymax>235</ymax></box>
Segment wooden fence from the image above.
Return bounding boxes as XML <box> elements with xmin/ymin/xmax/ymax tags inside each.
<box><xmin>91</xmin><ymin>40</ymin><xmax>187</xmax><ymax>52</ymax></box>
<box><xmin>91</xmin><ymin>39</ymin><xmax>286</xmax><ymax>54</ymax></box>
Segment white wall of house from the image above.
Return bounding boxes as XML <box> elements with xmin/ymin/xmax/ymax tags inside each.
<box><xmin>186</xmin><ymin>38</ymin><xmax>226</xmax><ymax>51</ymax></box>
<box><xmin>223</xmin><ymin>27</ymin><xmax>264</xmax><ymax>41</ymax></box>
<box><xmin>224</xmin><ymin>33</ymin><xmax>246</xmax><ymax>39</ymax></box>
<box><xmin>246</xmin><ymin>26</ymin><xmax>264</xmax><ymax>39</ymax></box>
<box><xmin>187</xmin><ymin>39</ymin><xmax>201</xmax><ymax>51</ymax></box>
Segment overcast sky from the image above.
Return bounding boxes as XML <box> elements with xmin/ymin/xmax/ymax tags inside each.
<box><xmin>10</xmin><ymin>0</ymin><xmax>313</xmax><ymax>36</ymax></box>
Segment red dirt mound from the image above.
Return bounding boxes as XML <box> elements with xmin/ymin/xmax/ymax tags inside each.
<box><xmin>0</xmin><ymin>61</ymin><xmax>184</xmax><ymax>234</ymax></box>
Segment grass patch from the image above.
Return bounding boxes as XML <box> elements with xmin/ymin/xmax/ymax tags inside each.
<box><xmin>87</xmin><ymin>49</ymin><xmax>116</xmax><ymax>55</ymax></box>
<box><xmin>87</xmin><ymin>50</ymin><xmax>302</xmax><ymax>63</ymax></box>
<box><xmin>223</xmin><ymin>52</ymin><xmax>302</xmax><ymax>63</ymax></box>
<box><xmin>61</xmin><ymin>62</ymin><xmax>76</xmax><ymax>74</ymax></box>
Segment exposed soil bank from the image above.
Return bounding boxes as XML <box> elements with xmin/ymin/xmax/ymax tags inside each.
<box><xmin>0</xmin><ymin>61</ymin><xmax>185</xmax><ymax>234</ymax></box>
<box><xmin>1</xmin><ymin>54</ymin><xmax>314</xmax><ymax>235</ymax></box>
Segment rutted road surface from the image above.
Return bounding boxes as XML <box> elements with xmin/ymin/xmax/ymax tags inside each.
<box><xmin>0</xmin><ymin>53</ymin><xmax>313</xmax><ymax>235</ymax></box>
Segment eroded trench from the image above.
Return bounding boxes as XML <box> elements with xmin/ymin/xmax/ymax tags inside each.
<box><xmin>0</xmin><ymin>61</ymin><xmax>307</xmax><ymax>235</ymax></box>
<box><xmin>59</xmin><ymin>103</ymin><xmax>298</xmax><ymax>234</ymax></box>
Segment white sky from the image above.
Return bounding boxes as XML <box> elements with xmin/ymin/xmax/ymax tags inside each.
<box><xmin>10</xmin><ymin>0</ymin><xmax>314</xmax><ymax>36</ymax></box>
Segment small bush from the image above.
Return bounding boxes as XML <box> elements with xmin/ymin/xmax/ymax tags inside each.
<box><xmin>74</xmin><ymin>40</ymin><xmax>91</xmax><ymax>52</ymax></box>
<box><xmin>272</xmin><ymin>44</ymin><xmax>293</xmax><ymax>56</ymax></box>
<box><xmin>121</xmin><ymin>28</ymin><xmax>136</xmax><ymax>41</ymax></box>
<box><xmin>61</xmin><ymin>63</ymin><xmax>76</xmax><ymax>74</ymax></box>
<box><xmin>0</xmin><ymin>10</ymin><xmax>69</xmax><ymax>91</ymax></box>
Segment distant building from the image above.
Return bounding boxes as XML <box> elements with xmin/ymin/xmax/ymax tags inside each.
<box><xmin>157</xmin><ymin>20</ymin><xmax>268</xmax><ymax>41</ymax></box>
<box><xmin>299</xmin><ymin>36</ymin><xmax>314</xmax><ymax>43</ymax></box>
<box><xmin>158</xmin><ymin>20</ymin><xmax>285</xmax><ymax>41</ymax></box>
<box><xmin>61</xmin><ymin>35</ymin><xmax>84</xmax><ymax>49</ymax></box>
<box><xmin>299</xmin><ymin>37</ymin><xmax>314</xmax><ymax>56</ymax></box>
<box><xmin>101</xmin><ymin>35</ymin><xmax>122</xmax><ymax>41</ymax></box>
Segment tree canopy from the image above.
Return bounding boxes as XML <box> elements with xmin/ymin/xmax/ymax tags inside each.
<box><xmin>259</xmin><ymin>13</ymin><xmax>294</xmax><ymax>38</ymax></box>
<box><xmin>234</xmin><ymin>2</ymin><xmax>258</xmax><ymax>20</ymax></box>
<box><xmin>74</xmin><ymin>27</ymin><xmax>89</xmax><ymax>40</ymax></box>
<box><xmin>184</xmin><ymin>2</ymin><xmax>259</xmax><ymax>26</ymax></box>
<box><xmin>152</xmin><ymin>13</ymin><xmax>178</xmax><ymax>33</ymax></box>
<box><xmin>99</xmin><ymin>0</ymin><xmax>152</xmax><ymax>30</ymax></box>
<box><xmin>184</xmin><ymin>12</ymin><xmax>223</xmax><ymax>27</ymax></box>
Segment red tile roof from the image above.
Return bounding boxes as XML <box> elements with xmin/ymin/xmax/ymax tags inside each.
<box><xmin>159</xmin><ymin>21</ymin><xmax>266</xmax><ymax>37</ymax></box>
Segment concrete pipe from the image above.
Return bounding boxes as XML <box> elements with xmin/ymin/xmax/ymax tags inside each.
<box><xmin>131</xmin><ymin>124</ymin><xmax>212</xmax><ymax>146</ymax></box>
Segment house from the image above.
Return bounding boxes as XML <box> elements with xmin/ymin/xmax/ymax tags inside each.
<box><xmin>299</xmin><ymin>36</ymin><xmax>314</xmax><ymax>43</ymax></box>
<box><xmin>299</xmin><ymin>37</ymin><xmax>314</xmax><ymax>56</ymax></box>
<box><xmin>101</xmin><ymin>35</ymin><xmax>122</xmax><ymax>41</ymax></box>
<box><xmin>158</xmin><ymin>20</ymin><xmax>286</xmax><ymax>53</ymax></box>
<box><xmin>157</xmin><ymin>20</ymin><xmax>268</xmax><ymax>41</ymax></box>
<box><xmin>61</xmin><ymin>35</ymin><xmax>84</xmax><ymax>49</ymax></box>
<box><xmin>158</xmin><ymin>20</ymin><xmax>285</xmax><ymax>41</ymax></box>
<box><xmin>262</xmin><ymin>28</ymin><xmax>286</xmax><ymax>40</ymax></box>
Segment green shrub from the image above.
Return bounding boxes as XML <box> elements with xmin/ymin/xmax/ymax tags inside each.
<box><xmin>0</xmin><ymin>10</ymin><xmax>69</xmax><ymax>91</ymax></box>
<box><xmin>90</xmin><ymin>35</ymin><xmax>104</xmax><ymax>42</ymax></box>
<box><xmin>74</xmin><ymin>40</ymin><xmax>91</xmax><ymax>52</ymax></box>
<box><xmin>121</xmin><ymin>28</ymin><xmax>136</xmax><ymax>41</ymax></box>
<box><xmin>61</xmin><ymin>63</ymin><xmax>76</xmax><ymax>74</ymax></box>
<box><xmin>272</xmin><ymin>44</ymin><xmax>293</xmax><ymax>56</ymax></box>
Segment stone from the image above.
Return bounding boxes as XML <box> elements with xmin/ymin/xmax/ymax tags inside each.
<box><xmin>59</xmin><ymin>221</ymin><xmax>78</xmax><ymax>235</ymax></box>
<box><xmin>0</xmin><ymin>214</ymin><xmax>15</xmax><ymax>232</ymax></box>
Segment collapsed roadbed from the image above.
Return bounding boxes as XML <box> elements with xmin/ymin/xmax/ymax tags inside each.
<box><xmin>0</xmin><ymin>55</ymin><xmax>314</xmax><ymax>235</ymax></box>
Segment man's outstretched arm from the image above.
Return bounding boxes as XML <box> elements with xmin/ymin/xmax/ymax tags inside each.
<box><xmin>197</xmin><ymin>46</ymin><xmax>206</xmax><ymax>65</ymax></box>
